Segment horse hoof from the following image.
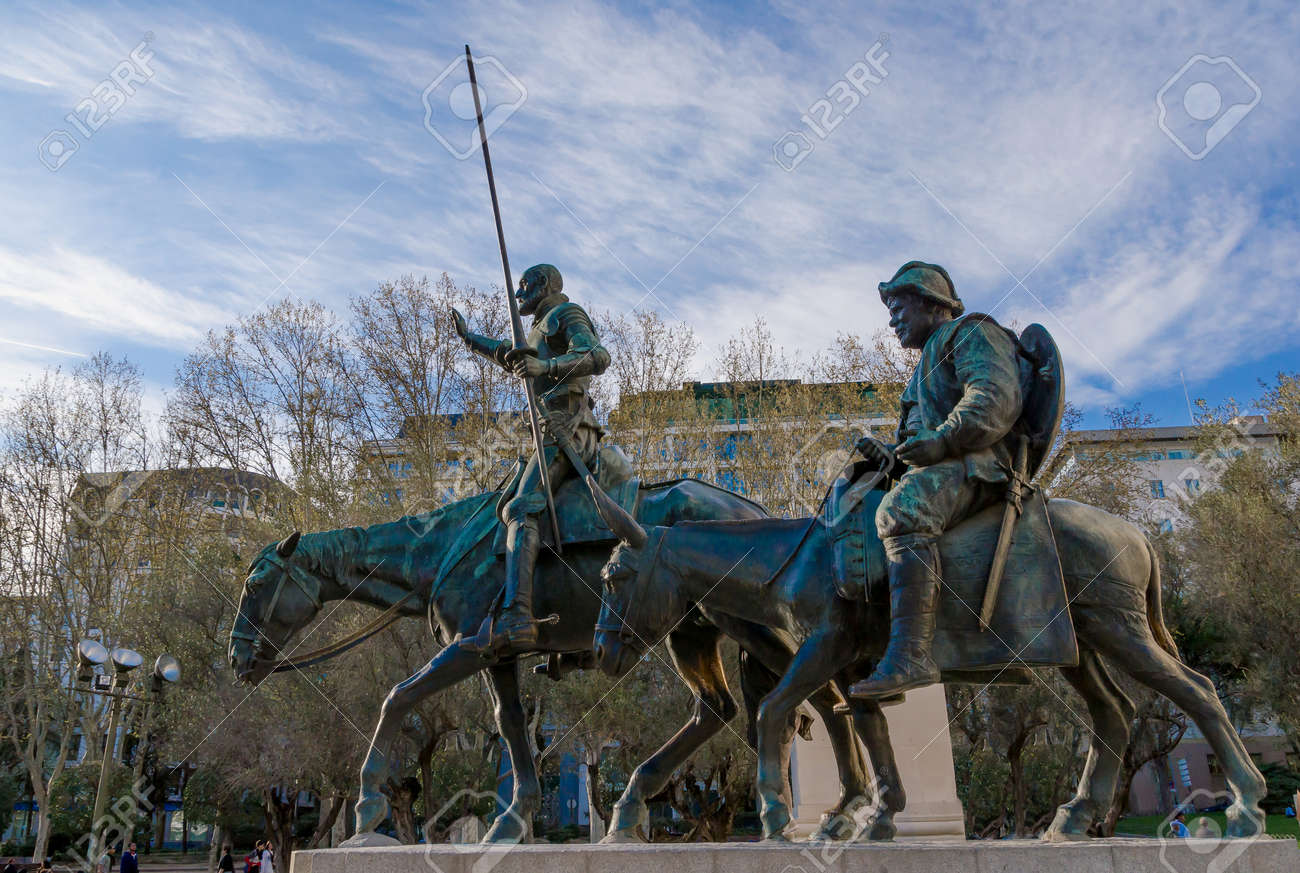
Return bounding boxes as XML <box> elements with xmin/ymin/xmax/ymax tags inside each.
<box><xmin>1225</xmin><ymin>804</ymin><xmax>1265</xmax><ymax>838</ymax></box>
<box><xmin>1043</xmin><ymin>799</ymin><xmax>1093</xmax><ymax>841</ymax></box>
<box><xmin>761</xmin><ymin>807</ymin><xmax>795</xmax><ymax>842</ymax></box>
<box><xmin>355</xmin><ymin>793</ymin><xmax>390</xmax><ymax>834</ymax></box>
<box><xmin>483</xmin><ymin>807</ymin><xmax>532</xmax><ymax>844</ymax></box>
<box><xmin>339</xmin><ymin>831</ymin><xmax>400</xmax><ymax>848</ymax></box>
<box><xmin>809</xmin><ymin>813</ymin><xmax>853</xmax><ymax>842</ymax></box>
<box><xmin>600</xmin><ymin>829</ymin><xmax>646</xmax><ymax>844</ymax></box>
<box><xmin>1041</xmin><ymin>828</ymin><xmax>1089</xmax><ymax>843</ymax></box>
<box><xmin>861</xmin><ymin>817</ymin><xmax>896</xmax><ymax>842</ymax></box>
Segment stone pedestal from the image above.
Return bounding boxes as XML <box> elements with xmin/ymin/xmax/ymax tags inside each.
<box><xmin>291</xmin><ymin>838</ymin><xmax>1300</xmax><ymax>873</ymax></box>
<box><xmin>791</xmin><ymin>684</ymin><xmax>965</xmax><ymax>839</ymax></box>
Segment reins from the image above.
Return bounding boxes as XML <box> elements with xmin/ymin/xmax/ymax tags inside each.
<box><xmin>235</xmin><ymin>548</ymin><xmax>422</xmax><ymax>674</ymax></box>
<box><xmin>269</xmin><ymin>588</ymin><xmax>421</xmax><ymax>673</ymax></box>
<box><xmin>761</xmin><ymin>452</ymin><xmax>891</xmax><ymax>588</ymax></box>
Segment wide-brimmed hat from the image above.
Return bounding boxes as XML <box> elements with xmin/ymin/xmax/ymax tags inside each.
<box><xmin>878</xmin><ymin>261</ymin><xmax>964</xmax><ymax>316</ymax></box>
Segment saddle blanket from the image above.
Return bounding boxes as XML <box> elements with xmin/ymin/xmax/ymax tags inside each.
<box><xmin>829</xmin><ymin>484</ymin><xmax>1078</xmax><ymax>674</ymax></box>
<box><xmin>490</xmin><ymin>474</ymin><xmax>641</xmax><ymax>554</ymax></box>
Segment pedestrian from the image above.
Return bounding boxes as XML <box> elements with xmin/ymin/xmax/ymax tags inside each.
<box><xmin>97</xmin><ymin>844</ymin><xmax>116</xmax><ymax>873</ymax></box>
<box><xmin>1169</xmin><ymin>811</ymin><xmax>1190</xmax><ymax>838</ymax></box>
<box><xmin>245</xmin><ymin>840</ymin><xmax>263</xmax><ymax>873</ymax></box>
<box><xmin>2</xmin><ymin>857</ymin><xmax>17</xmax><ymax>873</ymax></box>
<box><xmin>260</xmin><ymin>840</ymin><xmax>275</xmax><ymax>873</ymax></box>
<box><xmin>218</xmin><ymin>844</ymin><xmax>235</xmax><ymax>873</ymax></box>
<box><xmin>120</xmin><ymin>842</ymin><xmax>139</xmax><ymax>873</ymax></box>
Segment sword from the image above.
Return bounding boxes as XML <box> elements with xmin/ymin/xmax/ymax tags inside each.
<box><xmin>979</xmin><ymin>434</ymin><xmax>1030</xmax><ymax>631</ymax></box>
<box><xmin>465</xmin><ymin>44</ymin><xmax>562</xmax><ymax>551</ymax></box>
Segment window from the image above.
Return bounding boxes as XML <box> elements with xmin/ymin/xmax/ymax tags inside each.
<box><xmin>1168</xmin><ymin>450</ymin><xmax>1192</xmax><ymax>460</ymax></box>
<box><xmin>1149</xmin><ymin>480</ymin><xmax>1166</xmax><ymax>499</ymax></box>
<box><xmin>1184</xmin><ymin>478</ymin><xmax>1201</xmax><ymax>494</ymax></box>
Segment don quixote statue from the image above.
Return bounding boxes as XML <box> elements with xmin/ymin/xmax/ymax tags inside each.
<box><xmin>227</xmin><ymin>45</ymin><xmax>1269</xmax><ymax>852</ymax></box>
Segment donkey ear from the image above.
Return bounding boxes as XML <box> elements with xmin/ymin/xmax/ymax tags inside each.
<box><xmin>276</xmin><ymin>530</ymin><xmax>301</xmax><ymax>558</ymax></box>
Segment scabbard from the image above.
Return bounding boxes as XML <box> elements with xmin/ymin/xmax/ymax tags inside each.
<box><xmin>978</xmin><ymin>435</ymin><xmax>1030</xmax><ymax>631</ymax></box>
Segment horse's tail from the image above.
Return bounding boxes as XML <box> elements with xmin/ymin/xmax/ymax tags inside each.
<box><xmin>1144</xmin><ymin>535</ymin><xmax>1180</xmax><ymax>659</ymax></box>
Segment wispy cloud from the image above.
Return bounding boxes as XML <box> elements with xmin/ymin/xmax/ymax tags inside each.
<box><xmin>0</xmin><ymin>0</ymin><xmax>1295</xmax><ymax>420</ymax></box>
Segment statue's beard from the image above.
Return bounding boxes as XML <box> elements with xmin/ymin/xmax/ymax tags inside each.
<box><xmin>518</xmin><ymin>291</ymin><xmax>545</xmax><ymax>315</ymax></box>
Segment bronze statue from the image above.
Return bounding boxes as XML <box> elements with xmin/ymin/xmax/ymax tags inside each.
<box><xmin>850</xmin><ymin>261</ymin><xmax>1024</xmax><ymax>700</ymax></box>
<box><xmin>591</xmin><ymin>262</ymin><xmax>1268</xmax><ymax>843</ymax></box>
<box><xmin>229</xmin><ymin>480</ymin><xmax>876</xmax><ymax>843</ymax></box>
<box><xmin>452</xmin><ymin>264</ymin><xmax>610</xmax><ymax>651</ymax></box>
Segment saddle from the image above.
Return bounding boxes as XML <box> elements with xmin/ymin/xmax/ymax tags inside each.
<box><xmin>827</xmin><ymin>472</ymin><xmax>1078</xmax><ymax>675</ymax></box>
<box><xmin>490</xmin><ymin>444</ymin><xmax>640</xmax><ymax>554</ymax></box>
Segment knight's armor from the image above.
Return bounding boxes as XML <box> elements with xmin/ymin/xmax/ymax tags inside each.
<box><xmin>458</xmin><ymin>264</ymin><xmax>610</xmax><ymax>651</ymax></box>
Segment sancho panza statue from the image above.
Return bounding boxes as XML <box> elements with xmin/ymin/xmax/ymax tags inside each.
<box><xmin>850</xmin><ymin>261</ymin><xmax>1024</xmax><ymax>700</ymax></box>
<box><xmin>452</xmin><ymin>263</ymin><xmax>610</xmax><ymax>651</ymax></box>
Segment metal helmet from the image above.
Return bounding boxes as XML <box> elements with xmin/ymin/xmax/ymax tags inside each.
<box><xmin>521</xmin><ymin>264</ymin><xmax>563</xmax><ymax>295</ymax></box>
<box><xmin>878</xmin><ymin>261</ymin><xmax>964</xmax><ymax>316</ymax></box>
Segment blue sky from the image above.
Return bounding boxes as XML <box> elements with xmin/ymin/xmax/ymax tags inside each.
<box><xmin>1</xmin><ymin>0</ymin><xmax>1297</xmax><ymax>429</ymax></box>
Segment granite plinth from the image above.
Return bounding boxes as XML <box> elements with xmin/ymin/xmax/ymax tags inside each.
<box><xmin>291</xmin><ymin>837</ymin><xmax>1299</xmax><ymax>873</ymax></box>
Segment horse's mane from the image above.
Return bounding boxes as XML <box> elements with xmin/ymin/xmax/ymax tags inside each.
<box><xmin>247</xmin><ymin>491</ymin><xmax>498</xmax><ymax>585</ymax></box>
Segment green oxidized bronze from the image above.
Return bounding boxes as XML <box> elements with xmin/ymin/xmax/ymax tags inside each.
<box><xmin>592</xmin><ymin>261</ymin><xmax>1268</xmax><ymax>843</ymax></box>
<box><xmin>228</xmin><ymin>469</ymin><xmax>875</xmax><ymax>844</ymax></box>
<box><xmin>452</xmin><ymin>263</ymin><xmax>612</xmax><ymax>653</ymax></box>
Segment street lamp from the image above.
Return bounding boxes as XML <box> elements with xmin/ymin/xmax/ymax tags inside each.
<box><xmin>75</xmin><ymin>639</ymin><xmax>108</xmax><ymax>686</ymax></box>
<box><xmin>76</xmin><ymin>640</ymin><xmax>180</xmax><ymax>860</ymax></box>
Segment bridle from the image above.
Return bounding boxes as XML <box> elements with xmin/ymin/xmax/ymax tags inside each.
<box><xmin>229</xmin><ymin>552</ymin><xmax>322</xmax><ymax>653</ymax></box>
<box><xmin>231</xmin><ymin>550</ymin><xmax>421</xmax><ymax>674</ymax></box>
<box><xmin>594</xmin><ymin>531</ymin><xmax>664</xmax><ymax>648</ymax></box>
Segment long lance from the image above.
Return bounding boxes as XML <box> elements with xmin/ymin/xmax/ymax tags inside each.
<box><xmin>465</xmin><ymin>44</ymin><xmax>562</xmax><ymax>551</ymax></box>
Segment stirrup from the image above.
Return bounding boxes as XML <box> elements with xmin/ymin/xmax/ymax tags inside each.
<box><xmin>833</xmin><ymin>693</ymin><xmax>905</xmax><ymax>715</ymax></box>
<box><xmin>848</xmin><ymin>664</ymin><xmax>939</xmax><ymax>701</ymax></box>
<box><xmin>461</xmin><ymin>611</ymin><xmax>559</xmax><ymax>657</ymax></box>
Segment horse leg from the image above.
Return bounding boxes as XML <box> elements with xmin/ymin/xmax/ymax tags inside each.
<box><xmin>842</xmin><ymin>697</ymin><xmax>904</xmax><ymax>842</ymax></box>
<box><xmin>756</xmin><ymin>633</ymin><xmax>852</xmax><ymax>841</ymax></box>
<box><xmin>1093</xmin><ymin>627</ymin><xmax>1267</xmax><ymax>837</ymax></box>
<box><xmin>737</xmin><ymin>648</ymin><xmax>799</xmax><ymax>812</ymax></box>
<box><xmin>800</xmin><ymin>689</ymin><xmax>875</xmax><ymax>840</ymax></box>
<box><xmin>483</xmin><ymin>660</ymin><xmax>538</xmax><ymax>843</ymax></box>
<box><xmin>356</xmin><ymin>643</ymin><xmax>486</xmax><ymax>834</ymax></box>
<box><xmin>604</xmin><ymin>624</ymin><xmax>737</xmax><ymax>843</ymax></box>
<box><xmin>1043</xmin><ymin>649</ymin><xmax>1133</xmax><ymax>841</ymax></box>
<box><xmin>714</xmin><ymin>615</ymin><xmax>872</xmax><ymax>840</ymax></box>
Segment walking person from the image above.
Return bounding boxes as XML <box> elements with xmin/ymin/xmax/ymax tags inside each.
<box><xmin>259</xmin><ymin>840</ymin><xmax>275</xmax><ymax>873</ymax></box>
<box><xmin>218</xmin><ymin>844</ymin><xmax>235</xmax><ymax>873</ymax></box>
<box><xmin>3</xmin><ymin>857</ymin><xmax>18</xmax><ymax>873</ymax></box>
<box><xmin>245</xmin><ymin>840</ymin><xmax>263</xmax><ymax>873</ymax></box>
<box><xmin>120</xmin><ymin>842</ymin><xmax>139</xmax><ymax>873</ymax></box>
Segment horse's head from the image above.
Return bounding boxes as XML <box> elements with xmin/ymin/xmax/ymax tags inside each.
<box><xmin>229</xmin><ymin>531</ymin><xmax>325</xmax><ymax>684</ymax></box>
<box><xmin>594</xmin><ymin>528</ymin><xmax>682</xmax><ymax>678</ymax></box>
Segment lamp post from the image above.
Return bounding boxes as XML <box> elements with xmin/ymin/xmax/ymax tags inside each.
<box><xmin>76</xmin><ymin>639</ymin><xmax>180</xmax><ymax>860</ymax></box>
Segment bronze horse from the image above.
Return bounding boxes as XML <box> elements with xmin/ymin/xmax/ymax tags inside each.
<box><xmin>593</xmin><ymin>495</ymin><xmax>1268</xmax><ymax>842</ymax></box>
<box><xmin>229</xmin><ymin>480</ymin><xmax>877</xmax><ymax>843</ymax></box>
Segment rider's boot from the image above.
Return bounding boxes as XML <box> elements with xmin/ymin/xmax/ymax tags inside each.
<box><xmin>849</xmin><ymin>538</ymin><xmax>941</xmax><ymax>699</ymax></box>
<box><xmin>476</xmin><ymin>515</ymin><xmax>543</xmax><ymax>652</ymax></box>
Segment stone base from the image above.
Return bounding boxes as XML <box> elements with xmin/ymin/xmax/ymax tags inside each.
<box><xmin>291</xmin><ymin>837</ymin><xmax>1299</xmax><ymax>873</ymax></box>
<box><xmin>791</xmin><ymin>685</ymin><xmax>965</xmax><ymax>840</ymax></box>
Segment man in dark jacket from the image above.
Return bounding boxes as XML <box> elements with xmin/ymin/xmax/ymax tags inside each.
<box><xmin>120</xmin><ymin>843</ymin><xmax>139</xmax><ymax>873</ymax></box>
<box><xmin>850</xmin><ymin>261</ymin><xmax>1024</xmax><ymax>700</ymax></box>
